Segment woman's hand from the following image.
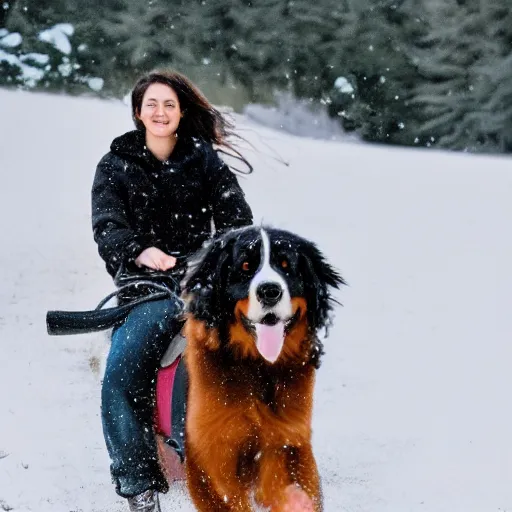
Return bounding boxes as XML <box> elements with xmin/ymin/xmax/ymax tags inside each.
<box><xmin>135</xmin><ymin>247</ymin><xmax>177</xmax><ymax>271</ymax></box>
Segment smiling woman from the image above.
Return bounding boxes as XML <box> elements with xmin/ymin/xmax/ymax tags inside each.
<box><xmin>135</xmin><ymin>83</ymin><xmax>183</xmax><ymax>160</ymax></box>
<box><xmin>90</xmin><ymin>69</ymin><xmax>254</xmax><ymax>511</ymax></box>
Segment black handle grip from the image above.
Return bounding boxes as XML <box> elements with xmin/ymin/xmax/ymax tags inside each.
<box><xmin>46</xmin><ymin>305</ymin><xmax>135</xmax><ymax>335</ymax></box>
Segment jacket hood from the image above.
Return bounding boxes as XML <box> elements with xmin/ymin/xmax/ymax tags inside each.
<box><xmin>110</xmin><ymin>130</ymin><xmax>202</xmax><ymax>170</ymax></box>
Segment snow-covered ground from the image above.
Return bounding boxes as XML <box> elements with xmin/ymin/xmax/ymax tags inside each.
<box><xmin>0</xmin><ymin>88</ymin><xmax>511</xmax><ymax>512</ymax></box>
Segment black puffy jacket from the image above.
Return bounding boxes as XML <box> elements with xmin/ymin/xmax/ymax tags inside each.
<box><xmin>91</xmin><ymin>130</ymin><xmax>253</xmax><ymax>278</ymax></box>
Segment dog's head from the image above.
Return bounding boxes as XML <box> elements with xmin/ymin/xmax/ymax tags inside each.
<box><xmin>182</xmin><ymin>226</ymin><xmax>345</xmax><ymax>367</ymax></box>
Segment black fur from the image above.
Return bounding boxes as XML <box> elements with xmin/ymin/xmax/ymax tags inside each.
<box><xmin>297</xmin><ymin>237</ymin><xmax>346</xmax><ymax>333</ymax></box>
<box><xmin>182</xmin><ymin>226</ymin><xmax>345</xmax><ymax>353</ymax></box>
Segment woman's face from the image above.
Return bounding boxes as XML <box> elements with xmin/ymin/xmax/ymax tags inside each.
<box><xmin>138</xmin><ymin>83</ymin><xmax>182</xmax><ymax>139</ymax></box>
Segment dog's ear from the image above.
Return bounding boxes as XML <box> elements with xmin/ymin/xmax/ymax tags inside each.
<box><xmin>182</xmin><ymin>235</ymin><xmax>234</xmax><ymax>328</ymax></box>
<box><xmin>299</xmin><ymin>240</ymin><xmax>346</xmax><ymax>334</ymax></box>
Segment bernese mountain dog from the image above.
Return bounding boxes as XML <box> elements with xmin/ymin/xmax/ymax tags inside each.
<box><xmin>182</xmin><ymin>225</ymin><xmax>345</xmax><ymax>511</ymax></box>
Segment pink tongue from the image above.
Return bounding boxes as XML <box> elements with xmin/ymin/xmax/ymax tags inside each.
<box><xmin>255</xmin><ymin>322</ymin><xmax>285</xmax><ymax>363</ymax></box>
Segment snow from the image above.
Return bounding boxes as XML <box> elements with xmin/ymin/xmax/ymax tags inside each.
<box><xmin>0</xmin><ymin>49</ymin><xmax>45</xmax><ymax>85</ymax></box>
<box><xmin>0</xmin><ymin>27</ymin><xmax>105</xmax><ymax>92</ymax></box>
<box><xmin>38</xmin><ymin>23</ymin><xmax>74</xmax><ymax>55</ymax></box>
<box><xmin>0</xmin><ymin>31</ymin><xmax>22</xmax><ymax>48</ymax></box>
<box><xmin>86</xmin><ymin>77</ymin><xmax>104</xmax><ymax>92</ymax></box>
<box><xmin>20</xmin><ymin>53</ymin><xmax>50</xmax><ymax>66</ymax></box>
<box><xmin>0</xmin><ymin>88</ymin><xmax>511</xmax><ymax>511</ymax></box>
<box><xmin>334</xmin><ymin>76</ymin><xmax>354</xmax><ymax>94</ymax></box>
<box><xmin>57</xmin><ymin>59</ymin><xmax>73</xmax><ymax>77</ymax></box>
<box><xmin>244</xmin><ymin>92</ymin><xmax>347</xmax><ymax>141</ymax></box>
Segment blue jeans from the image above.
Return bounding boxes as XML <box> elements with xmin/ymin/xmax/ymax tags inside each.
<box><xmin>101</xmin><ymin>297</ymin><xmax>183</xmax><ymax>498</ymax></box>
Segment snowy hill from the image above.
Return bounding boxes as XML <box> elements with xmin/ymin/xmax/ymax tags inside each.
<box><xmin>0</xmin><ymin>88</ymin><xmax>511</xmax><ymax>512</ymax></box>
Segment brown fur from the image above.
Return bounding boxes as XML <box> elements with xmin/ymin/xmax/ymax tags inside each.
<box><xmin>183</xmin><ymin>299</ymin><xmax>322</xmax><ymax>511</ymax></box>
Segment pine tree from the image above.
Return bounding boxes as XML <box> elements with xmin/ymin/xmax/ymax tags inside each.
<box><xmin>467</xmin><ymin>0</ymin><xmax>512</xmax><ymax>151</ymax></box>
<box><xmin>410</xmin><ymin>0</ymin><xmax>512</xmax><ymax>151</ymax></box>
<box><xmin>325</xmin><ymin>0</ymin><xmax>428</xmax><ymax>144</ymax></box>
<box><xmin>1</xmin><ymin>0</ymin><xmax>17</xmax><ymax>27</ymax></box>
<box><xmin>189</xmin><ymin>0</ymin><xmax>291</xmax><ymax>102</ymax></box>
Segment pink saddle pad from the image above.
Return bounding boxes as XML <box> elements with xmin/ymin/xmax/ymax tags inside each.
<box><xmin>154</xmin><ymin>356</ymin><xmax>181</xmax><ymax>437</ymax></box>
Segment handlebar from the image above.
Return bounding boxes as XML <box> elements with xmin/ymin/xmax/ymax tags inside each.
<box><xmin>46</xmin><ymin>277</ymin><xmax>178</xmax><ymax>336</ymax></box>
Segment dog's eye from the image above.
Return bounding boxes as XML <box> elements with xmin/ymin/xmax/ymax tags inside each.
<box><xmin>280</xmin><ymin>259</ymin><xmax>289</xmax><ymax>269</ymax></box>
<box><xmin>241</xmin><ymin>261</ymin><xmax>250</xmax><ymax>272</ymax></box>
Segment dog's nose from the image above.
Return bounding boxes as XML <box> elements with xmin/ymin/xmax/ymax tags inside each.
<box><xmin>256</xmin><ymin>282</ymin><xmax>283</xmax><ymax>307</ymax></box>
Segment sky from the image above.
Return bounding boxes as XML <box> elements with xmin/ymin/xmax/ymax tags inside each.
<box><xmin>0</xmin><ymin>88</ymin><xmax>511</xmax><ymax>512</ymax></box>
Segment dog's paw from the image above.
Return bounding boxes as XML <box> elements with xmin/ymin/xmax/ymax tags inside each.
<box><xmin>278</xmin><ymin>485</ymin><xmax>315</xmax><ymax>512</ymax></box>
<box><xmin>156</xmin><ymin>436</ymin><xmax>186</xmax><ymax>483</ymax></box>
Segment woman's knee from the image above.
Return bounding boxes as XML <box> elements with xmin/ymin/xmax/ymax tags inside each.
<box><xmin>102</xmin><ymin>342</ymin><xmax>136</xmax><ymax>392</ymax></box>
<box><xmin>105</xmin><ymin>298</ymin><xmax>182</xmax><ymax>380</ymax></box>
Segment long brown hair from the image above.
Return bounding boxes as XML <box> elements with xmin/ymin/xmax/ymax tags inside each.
<box><xmin>131</xmin><ymin>69</ymin><xmax>252</xmax><ymax>174</ymax></box>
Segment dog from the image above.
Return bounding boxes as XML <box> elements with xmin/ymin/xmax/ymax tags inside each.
<box><xmin>181</xmin><ymin>225</ymin><xmax>345</xmax><ymax>511</ymax></box>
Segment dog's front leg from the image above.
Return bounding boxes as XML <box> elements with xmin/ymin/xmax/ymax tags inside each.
<box><xmin>186</xmin><ymin>443</ymin><xmax>253</xmax><ymax>512</ymax></box>
<box><xmin>285</xmin><ymin>444</ymin><xmax>322</xmax><ymax>512</ymax></box>
<box><xmin>255</xmin><ymin>445</ymin><xmax>322</xmax><ymax>512</ymax></box>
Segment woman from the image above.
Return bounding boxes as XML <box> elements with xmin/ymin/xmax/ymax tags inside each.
<box><xmin>91</xmin><ymin>70</ymin><xmax>253</xmax><ymax>511</ymax></box>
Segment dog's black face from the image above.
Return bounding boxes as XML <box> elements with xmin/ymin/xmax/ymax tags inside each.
<box><xmin>183</xmin><ymin>226</ymin><xmax>345</xmax><ymax>364</ymax></box>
